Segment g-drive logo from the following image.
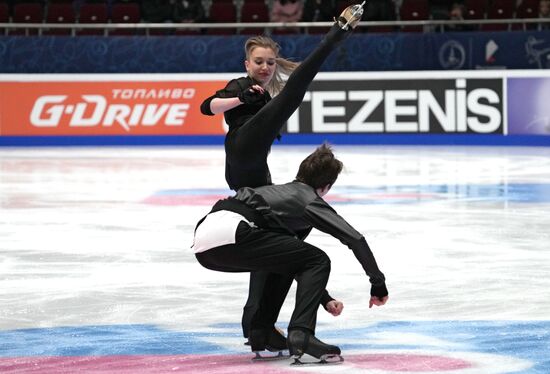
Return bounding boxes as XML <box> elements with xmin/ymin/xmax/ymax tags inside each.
<box><xmin>29</xmin><ymin>88</ymin><xmax>195</xmax><ymax>131</ymax></box>
<box><xmin>287</xmin><ymin>78</ymin><xmax>504</xmax><ymax>134</ymax></box>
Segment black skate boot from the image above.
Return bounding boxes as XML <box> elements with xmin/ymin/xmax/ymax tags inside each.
<box><xmin>249</xmin><ymin>328</ymin><xmax>289</xmax><ymax>361</ymax></box>
<box><xmin>336</xmin><ymin>2</ymin><xmax>366</xmax><ymax>31</ymax></box>
<box><xmin>287</xmin><ymin>329</ymin><xmax>343</xmax><ymax>365</ymax></box>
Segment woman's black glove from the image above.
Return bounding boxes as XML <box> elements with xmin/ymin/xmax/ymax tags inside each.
<box><xmin>238</xmin><ymin>87</ymin><xmax>266</xmax><ymax>105</ymax></box>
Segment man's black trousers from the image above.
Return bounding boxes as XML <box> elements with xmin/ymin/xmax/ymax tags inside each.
<box><xmin>195</xmin><ymin>222</ymin><xmax>331</xmax><ymax>333</ymax></box>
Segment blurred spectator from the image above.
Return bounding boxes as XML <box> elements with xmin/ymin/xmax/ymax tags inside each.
<box><xmin>301</xmin><ymin>0</ymin><xmax>334</xmax><ymax>22</ymax></box>
<box><xmin>271</xmin><ymin>0</ymin><xmax>304</xmax><ymax>22</ymax></box>
<box><xmin>271</xmin><ymin>0</ymin><xmax>303</xmax><ymax>33</ymax></box>
<box><xmin>445</xmin><ymin>2</ymin><xmax>472</xmax><ymax>31</ymax></box>
<box><xmin>539</xmin><ymin>0</ymin><xmax>550</xmax><ymax>30</ymax></box>
<box><xmin>173</xmin><ymin>0</ymin><xmax>205</xmax><ymax>23</ymax></box>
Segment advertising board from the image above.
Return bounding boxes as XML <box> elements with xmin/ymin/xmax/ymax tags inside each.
<box><xmin>1</xmin><ymin>71</ymin><xmax>550</xmax><ymax>145</ymax></box>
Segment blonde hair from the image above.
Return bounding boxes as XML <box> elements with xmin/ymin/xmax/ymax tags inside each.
<box><xmin>244</xmin><ymin>35</ymin><xmax>299</xmax><ymax>96</ymax></box>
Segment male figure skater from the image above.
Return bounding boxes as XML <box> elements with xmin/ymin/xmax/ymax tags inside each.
<box><xmin>192</xmin><ymin>144</ymin><xmax>388</xmax><ymax>364</ymax></box>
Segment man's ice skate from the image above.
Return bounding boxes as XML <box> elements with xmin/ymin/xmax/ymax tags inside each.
<box><xmin>287</xmin><ymin>329</ymin><xmax>344</xmax><ymax>365</ymax></box>
<box><xmin>336</xmin><ymin>1</ymin><xmax>366</xmax><ymax>31</ymax></box>
<box><xmin>249</xmin><ymin>328</ymin><xmax>290</xmax><ymax>362</ymax></box>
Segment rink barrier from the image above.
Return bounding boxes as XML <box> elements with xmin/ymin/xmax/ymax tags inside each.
<box><xmin>1</xmin><ymin>70</ymin><xmax>550</xmax><ymax>146</ymax></box>
<box><xmin>1</xmin><ymin>30</ymin><xmax>550</xmax><ymax>73</ymax></box>
<box><xmin>2</xmin><ymin>134</ymin><xmax>550</xmax><ymax>147</ymax></box>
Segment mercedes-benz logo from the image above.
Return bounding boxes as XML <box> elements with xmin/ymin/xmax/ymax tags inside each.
<box><xmin>439</xmin><ymin>40</ymin><xmax>466</xmax><ymax>70</ymax></box>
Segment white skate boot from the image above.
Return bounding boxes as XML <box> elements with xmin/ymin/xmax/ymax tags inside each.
<box><xmin>336</xmin><ymin>1</ymin><xmax>366</xmax><ymax>31</ymax></box>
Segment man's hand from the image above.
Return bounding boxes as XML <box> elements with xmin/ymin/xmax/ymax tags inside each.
<box><xmin>325</xmin><ymin>300</ymin><xmax>344</xmax><ymax>316</ymax></box>
<box><xmin>369</xmin><ymin>295</ymin><xmax>388</xmax><ymax>308</ymax></box>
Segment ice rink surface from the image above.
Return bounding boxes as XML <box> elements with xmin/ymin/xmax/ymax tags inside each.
<box><xmin>1</xmin><ymin>144</ymin><xmax>549</xmax><ymax>373</ymax></box>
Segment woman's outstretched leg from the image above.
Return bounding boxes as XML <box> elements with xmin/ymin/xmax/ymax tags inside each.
<box><xmin>224</xmin><ymin>4</ymin><xmax>364</xmax><ymax>189</ymax></box>
<box><xmin>231</xmin><ymin>4</ymin><xmax>365</xmax><ymax>156</ymax></box>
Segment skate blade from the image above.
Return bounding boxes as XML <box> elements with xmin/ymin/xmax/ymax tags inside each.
<box><xmin>290</xmin><ymin>354</ymin><xmax>344</xmax><ymax>365</ymax></box>
<box><xmin>252</xmin><ymin>351</ymin><xmax>290</xmax><ymax>362</ymax></box>
<box><xmin>341</xmin><ymin>1</ymin><xmax>366</xmax><ymax>30</ymax></box>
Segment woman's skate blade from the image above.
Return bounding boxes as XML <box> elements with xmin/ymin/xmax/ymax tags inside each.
<box><xmin>251</xmin><ymin>351</ymin><xmax>290</xmax><ymax>362</ymax></box>
<box><xmin>338</xmin><ymin>1</ymin><xmax>366</xmax><ymax>30</ymax></box>
<box><xmin>291</xmin><ymin>353</ymin><xmax>344</xmax><ymax>365</ymax></box>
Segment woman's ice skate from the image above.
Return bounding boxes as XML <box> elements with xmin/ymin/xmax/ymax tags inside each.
<box><xmin>249</xmin><ymin>328</ymin><xmax>290</xmax><ymax>361</ymax></box>
<box><xmin>287</xmin><ymin>329</ymin><xmax>344</xmax><ymax>365</ymax></box>
<box><xmin>336</xmin><ymin>1</ymin><xmax>366</xmax><ymax>31</ymax></box>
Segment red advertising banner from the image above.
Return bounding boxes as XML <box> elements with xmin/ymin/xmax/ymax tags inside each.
<box><xmin>0</xmin><ymin>80</ymin><xmax>226</xmax><ymax>136</ymax></box>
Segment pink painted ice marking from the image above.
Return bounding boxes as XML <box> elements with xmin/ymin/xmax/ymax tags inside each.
<box><xmin>0</xmin><ymin>354</ymin><xmax>297</xmax><ymax>374</ymax></box>
<box><xmin>347</xmin><ymin>353</ymin><xmax>472</xmax><ymax>372</ymax></box>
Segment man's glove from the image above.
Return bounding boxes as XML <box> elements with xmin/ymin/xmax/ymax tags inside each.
<box><xmin>238</xmin><ymin>87</ymin><xmax>266</xmax><ymax>105</ymax></box>
<box><xmin>371</xmin><ymin>282</ymin><xmax>388</xmax><ymax>299</ymax></box>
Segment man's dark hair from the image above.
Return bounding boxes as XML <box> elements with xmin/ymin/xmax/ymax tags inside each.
<box><xmin>296</xmin><ymin>143</ymin><xmax>343</xmax><ymax>189</ymax></box>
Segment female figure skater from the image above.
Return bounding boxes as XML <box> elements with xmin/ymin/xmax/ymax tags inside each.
<box><xmin>200</xmin><ymin>3</ymin><xmax>365</xmax><ymax>191</ymax></box>
<box><xmin>192</xmin><ymin>144</ymin><xmax>388</xmax><ymax>363</ymax></box>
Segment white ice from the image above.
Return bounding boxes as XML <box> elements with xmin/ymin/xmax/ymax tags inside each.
<box><xmin>1</xmin><ymin>145</ymin><xmax>549</xmax><ymax>371</ymax></box>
